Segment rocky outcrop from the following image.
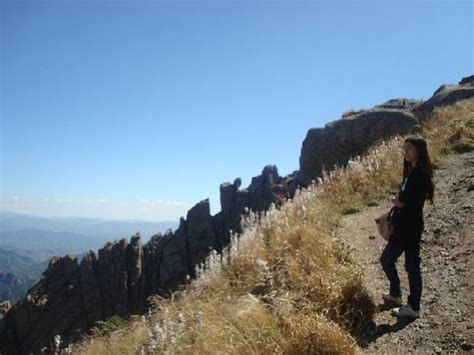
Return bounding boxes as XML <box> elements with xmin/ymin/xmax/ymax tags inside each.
<box><xmin>0</xmin><ymin>165</ymin><xmax>294</xmax><ymax>354</ymax></box>
<box><xmin>419</xmin><ymin>76</ymin><xmax>474</xmax><ymax>117</ymax></box>
<box><xmin>459</xmin><ymin>75</ymin><xmax>474</xmax><ymax>86</ymax></box>
<box><xmin>296</xmin><ymin>104</ymin><xmax>419</xmax><ymax>187</ymax></box>
<box><xmin>295</xmin><ymin>76</ymin><xmax>474</xmax><ymax>188</ymax></box>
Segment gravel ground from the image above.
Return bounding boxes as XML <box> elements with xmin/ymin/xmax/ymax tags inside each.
<box><xmin>338</xmin><ymin>151</ymin><xmax>473</xmax><ymax>354</ymax></box>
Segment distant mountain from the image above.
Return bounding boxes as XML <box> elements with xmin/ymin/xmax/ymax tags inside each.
<box><xmin>1</xmin><ymin>211</ymin><xmax>177</xmax><ymax>242</ymax></box>
<box><xmin>0</xmin><ymin>247</ymin><xmax>48</xmax><ymax>302</ymax></box>
<box><xmin>0</xmin><ymin>272</ymin><xmax>33</xmax><ymax>304</ymax></box>
<box><xmin>0</xmin><ymin>211</ymin><xmax>177</xmax><ymax>302</ymax></box>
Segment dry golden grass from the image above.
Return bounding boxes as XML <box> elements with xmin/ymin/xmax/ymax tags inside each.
<box><xmin>71</xmin><ymin>100</ymin><xmax>473</xmax><ymax>355</ymax></box>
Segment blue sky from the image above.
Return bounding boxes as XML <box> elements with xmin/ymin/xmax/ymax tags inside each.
<box><xmin>1</xmin><ymin>0</ymin><xmax>472</xmax><ymax>221</ymax></box>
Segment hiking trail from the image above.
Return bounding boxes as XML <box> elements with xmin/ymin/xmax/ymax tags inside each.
<box><xmin>338</xmin><ymin>151</ymin><xmax>473</xmax><ymax>354</ymax></box>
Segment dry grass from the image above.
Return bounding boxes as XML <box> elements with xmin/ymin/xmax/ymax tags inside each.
<box><xmin>70</xmin><ymin>100</ymin><xmax>473</xmax><ymax>355</ymax></box>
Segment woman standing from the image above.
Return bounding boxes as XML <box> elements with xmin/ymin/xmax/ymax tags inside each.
<box><xmin>379</xmin><ymin>136</ymin><xmax>435</xmax><ymax>318</ymax></box>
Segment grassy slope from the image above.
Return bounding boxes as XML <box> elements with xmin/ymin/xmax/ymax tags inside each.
<box><xmin>70</xmin><ymin>101</ymin><xmax>473</xmax><ymax>354</ymax></box>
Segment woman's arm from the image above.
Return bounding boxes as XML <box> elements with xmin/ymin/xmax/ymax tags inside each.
<box><xmin>397</xmin><ymin>170</ymin><xmax>427</xmax><ymax>210</ymax></box>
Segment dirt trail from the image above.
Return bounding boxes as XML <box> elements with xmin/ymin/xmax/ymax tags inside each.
<box><xmin>338</xmin><ymin>151</ymin><xmax>474</xmax><ymax>354</ymax></box>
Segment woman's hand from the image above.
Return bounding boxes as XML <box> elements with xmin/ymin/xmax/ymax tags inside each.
<box><xmin>392</xmin><ymin>194</ymin><xmax>406</xmax><ymax>208</ymax></box>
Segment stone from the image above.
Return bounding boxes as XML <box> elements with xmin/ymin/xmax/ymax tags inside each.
<box><xmin>126</xmin><ymin>234</ymin><xmax>144</xmax><ymax>313</ymax></box>
<box><xmin>297</xmin><ymin>108</ymin><xmax>418</xmax><ymax>186</ymax></box>
<box><xmin>374</xmin><ymin>98</ymin><xmax>421</xmax><ymax>111</ymax></box>
<box><xmin>185</xmin><ymin>199</ymin><xmax>218</xmax><ymax>276</ymax></box>
<box><xmin>97</xmin><ymin>238</ymin><xmax>129</xmax><ymax>318</ymax></box>
<box><xmin>159</xmin><ymin>224</ymin><xmax>188</xmax><ymax>292</ymax></box>
<box><xmin>459</xmin><ymin>75</ymin><xmax>474</xmax><ymax>85</ymax></box>
<box><xmin>419</xmin><ymin>80</ymin><xmax>474</xmax><ymax>117</ymax></box>
<box><xmin>79</xmin><ymin>251</ymin><xmax>103</xmax><ymax>328</ymax></box>
<box><xmin>248</xmin><ymin>165</ymin><xmax>286</xmax><ymax>212</ymax></box>
<box><xmin>142</xmin><ymin>233</ymin><xmax>163</xmax><ymax>301</ymax></box>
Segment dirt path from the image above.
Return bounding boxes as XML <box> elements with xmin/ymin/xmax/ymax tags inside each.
<box><xmin>338</xmin><ymin>151</ymin><xmax>474</xmax><ymax>354</ymax></box>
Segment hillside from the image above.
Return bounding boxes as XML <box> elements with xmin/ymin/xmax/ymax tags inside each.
<box><xmin>66</xmin><ymin>97</ymin><xmax>473</xmax><ymax>352</ymax></box>
<box><xmin>1</xmin><ymin>78</ymin><xmax>472</xmax><ymax>354</ymax></box>
<box><xmin>0</xmin><ymin>248</ymin><xmax>48</xmax><ymax>302</ymax></box>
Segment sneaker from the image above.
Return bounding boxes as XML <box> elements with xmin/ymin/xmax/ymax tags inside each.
<box><xmin>382</xmin><ymin>293</ymin><xmax>403</xmax><ymax>306</ymax></box>
<box><xmin>391</xmin><ymin>304</ymin><xmax>420</xmax><ymax>318</ymax></box>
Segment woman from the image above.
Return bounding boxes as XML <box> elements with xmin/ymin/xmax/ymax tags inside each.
<box><xmin>379</xmin><ymin>136</ymin><xmax>435</xmax><ymax>318</ymax></box>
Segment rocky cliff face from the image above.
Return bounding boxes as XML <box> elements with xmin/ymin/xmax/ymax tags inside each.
<box><xmin>0</xmin><ymin>167</ymin><xmax>294</xmax><ymax>354</ymax></box>
<box><xmin>1</xmin><ymin>77</ymin><xmax>472</xmax><ymax>354</ymax></box>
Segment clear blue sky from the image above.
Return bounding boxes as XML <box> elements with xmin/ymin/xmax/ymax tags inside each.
<box><xmin>1</xmin><ymin>0</ymin><xmax>472</xmax><ymax>221</ymax></box>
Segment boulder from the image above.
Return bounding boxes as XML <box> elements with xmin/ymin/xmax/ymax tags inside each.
<box><xmin>419</xmin><ymin>79</ymin><xmax>474</xmax><ymax>117</ymax></box>
<box><xmin>297</xmin><ymin>108</ymin><xmax>418</xmax><ymax>186</ymax></box>
<box><xmin>459</xmin><ymin>75</ymin><xmax>474</xmax><ymax>86</ymax></box>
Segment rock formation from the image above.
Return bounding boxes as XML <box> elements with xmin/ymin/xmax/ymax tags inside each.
<box><xmin>0</xmin><ymin>166</ymin><xmax>292</xmax><ymax>354</ymax></box>
<box><xmin>295</xmin><ymin>104</ymin><xmax>419</xmax><ymax>188</ymax></box>
<box><xmin>419</xmin><ymin>76</ymin><xmax>474</xmax><ymax>117</ymax></box>
<box><xmin>1</xmin><ymin>77</ymin><xmax>472</xmax><ymax>354</ymax></box>
<box><xmin>294</xmin><ymin>75</ymin><xmax>474</xmax><ymax>189</ymax></box>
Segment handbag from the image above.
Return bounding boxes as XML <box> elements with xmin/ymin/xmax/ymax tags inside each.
<box><xmin>374</xmin><ymin>207</ymin><xmax>396</xmax><ymax>241</ymax></box>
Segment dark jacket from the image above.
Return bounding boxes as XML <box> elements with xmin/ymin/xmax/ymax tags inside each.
<box><xmin>392</xmin><ymin>165</ymin><xmax>429</xmax><ymax>248</ymax></box>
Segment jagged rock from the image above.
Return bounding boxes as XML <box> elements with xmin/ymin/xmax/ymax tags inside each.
<box><xmin>212</xmin><ymin>212</ymin><xmax>226</xmax><ymax>253</ymax></box>
<box><xmin>97</xmin><ymin>239</ymin><xmax>129</xmax><ymax>318</ymax></box>
<box><xmin>419</xmin><ymin>79</ymin><xmax>474</xmax><ymax>117</ymax></box>
<box><xmin>127</xmin><ymin>235</ymin><xmax>144</xmax><ymax>313</ymax></box>
<box><xmin>79</xmin><ymin>251</ymin><xmax>103</xmax><ymax>328</ymax></box>
<box><xmin>218</xmin><ymin>179</ymin><xmax>250</xmax><ymax>246</ymax></box>
<box><xmin>159</xmin><ymin>225</ymin><xmax>188</xmax><ymax>292</ymax></box>
<box><xmin>233</xmin><ymin>190</ymin><xmax>250</xmax><ymax>227</ymax></box>
<box><xmin>459</xmin><ymin>75</ymin><xmax>474</xmax><ymax>85</ymax></box>
<box><xmin>220</xmin><ymin>181</ymin><xmax>237</xmax><ymax>216</ymax></box>
<box><xmin>142</xmin><ymin>233</ymin><xmax>163</xmax><ymax>300</ymax></box>
<box><xmin>297</xmin><ymin>108</ymin><xmax>418</xmax><ymax>186</ymax></box>
<box><xmin>2</xmin><ymin>255</ymin><xmax>87</xmax><ymax>354</ymax></box>
<box><xmin>185</xmin><ymin>199</ymin><xmax>218</xmax><ymax>276</ymax></box>
<box><xmin>248</xmin><ymin>165</ymin><xmax>287</xmax><ymax>212</ymax></box>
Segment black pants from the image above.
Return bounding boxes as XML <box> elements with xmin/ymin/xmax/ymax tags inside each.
<box><xmin>379</xmin><ymin>240</ymin><xmax>422</xmax><ymax>311</ymax></box>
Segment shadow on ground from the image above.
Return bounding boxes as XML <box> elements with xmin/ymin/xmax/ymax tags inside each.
<box><xmin>358</xmin><ymin>300</ymin><xmax>416</xmax><ymax>348</ymax></box>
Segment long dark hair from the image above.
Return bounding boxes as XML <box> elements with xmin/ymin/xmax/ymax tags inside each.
<box><xmin>403</xmin><ymin>136</ymin><xmax>435</xmax><ymax>203</ymax></box>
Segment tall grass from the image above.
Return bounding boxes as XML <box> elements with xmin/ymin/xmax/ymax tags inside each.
<box><xmin>71</xmin><ymin>100</ymin><xmax>473</xmax><ymax>354</ymax></box>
